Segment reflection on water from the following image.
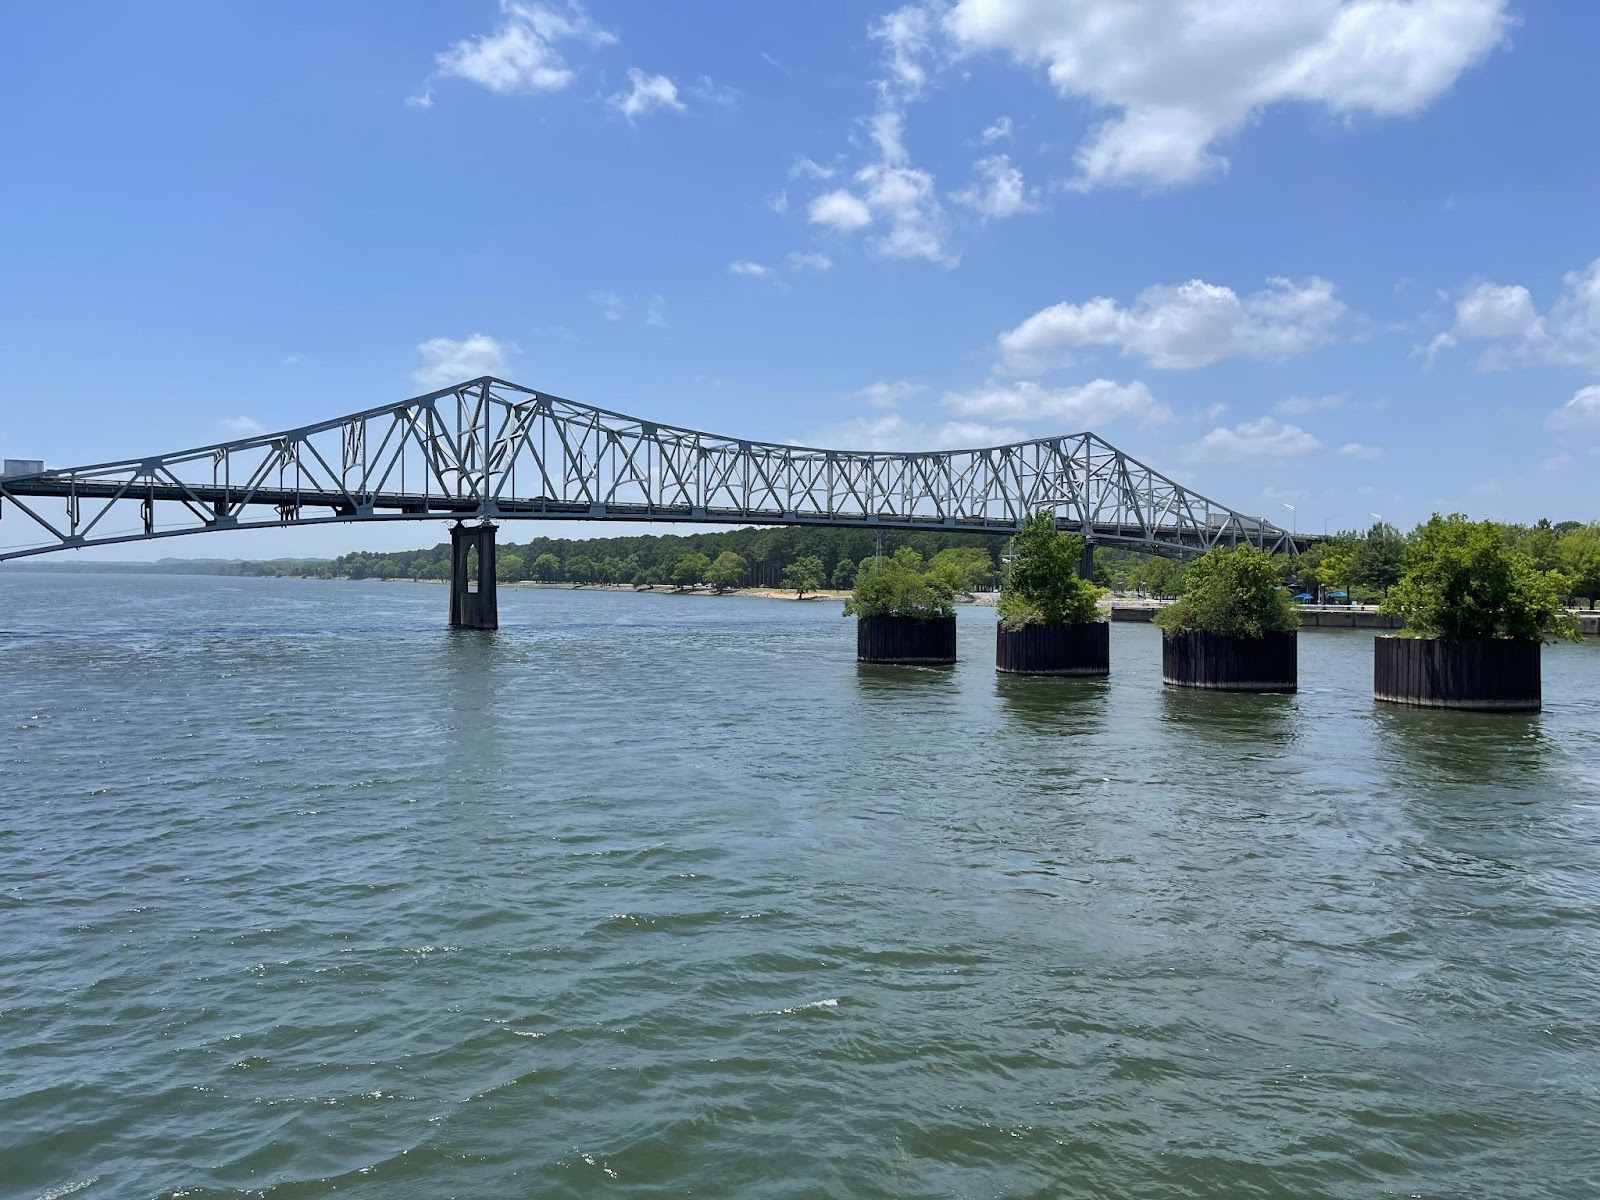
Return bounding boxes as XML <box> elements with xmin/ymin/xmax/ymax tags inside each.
<box><xmin>1158</xmin><ymin>685</ymin><xmax>1297</xmax><ymax>747</ymax></box>
<box><xmin>1374</xmin><ymin>703</ymin><xmax>1548</xmax><ymax>789</ymax></box>
<box><xmin>994</xmin><ymin>673</ymin><xmax>1109</xmax><ymax>735</ymax></box>
<box><xmin>852</xmin><ymin>661</ymin><xmax>957</xmax><ymax>695</ymax></box>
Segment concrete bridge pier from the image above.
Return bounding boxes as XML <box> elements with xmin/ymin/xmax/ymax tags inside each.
<box><xmin>449</xmin><ymin>521</ymin><xmax>498</xmax><ymax>629</ymax></box>
<box><xmin>1078</xmin><ymin>539</ymin><xmax>1096</xmax><ymax>580</ymax></box>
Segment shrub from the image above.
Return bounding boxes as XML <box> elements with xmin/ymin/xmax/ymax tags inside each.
<box><xmin>843</xmin><ymin>548</ymin><xmax>955</xmax><ymax>620</ymax></box>
<box><xmin>997</xmin><ymin>511</ymin><xmax>1104</xmax><ymax>630</ymax></box>
<box><xmin>1382</xmin><ymin>514</ymin><xmax>1576</xmax><ymax>642</ymax></box>
<box><xmin>1154</xmin><ymin>545</ymin><xmax>1296</xmax><ymax>638</ymax></box>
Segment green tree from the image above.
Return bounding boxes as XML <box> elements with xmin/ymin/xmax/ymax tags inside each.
<box><xmin>1352</xmin><ymin>522</ymin><xmax>1404</xmax><ymax>594</ymax></box>
<box><xmin>1559</xmin><ymin>523</ymin><xmax>1600</xmax><ymax>606</ymax></box>
<box><xmin>997</xmin><ymin>511</ymin><xmax>1104</xmax><ymax>629</ymax></box>
<box><xmin>496</xmin><ymin>552</ymin><xmax>525</xmax><ymax>583</ymax></box>
<box><xmin>1383</xmin><ymin>514</ymin><xmax>1576</xmax><ymax>641</ymax></box>
<box><xmin>781</xmin><ymin>554</ymin><xmax>825</xmax><ymax>598</ymax></box>
<box><xmin>705</xmin><ymin>551</ymin><xmax>748</xmax><ymax>593</ymax></box>
<box><xmin>671</xmin><ymin>551</ymin><xmax>711</xmax><ymax>588</ymax></box>
<box><xmin>927</xmin><ymin>546</ymin><xmax>996</xmax><ymax>593</ymax></box>
<box><xmin>566</xmin><ymin>554</ymin><xmax>596</xmax><ymax>583</ymax></box>
<box><xmin>830</xmin><ymin>558</ymin><xmax>856</xmax><ymax>589</ymax></box>
<box><xmin>843</xmin><ymin>551</ymin><xmax>954</xmax><ymax>620</ymax></box>
<box><xmin>530</xmin><ymin>552</ymin><xmax>561</xmax><ymax>582</ymax></box>
<box><xmin>1155</xmin><ymin>545</ymin><xmax>1297</xmax><ymax>638</ymax></box>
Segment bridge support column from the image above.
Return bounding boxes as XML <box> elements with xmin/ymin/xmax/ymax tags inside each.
<box><xmin>1078</xmin><ymin>539</ymin><xmax>1096</xmax><ymax>580</ymax></box>
<box><xmin>449</xmin><ymin>521</ymin><xmax>498</xmax><ymax>630</ymax></box>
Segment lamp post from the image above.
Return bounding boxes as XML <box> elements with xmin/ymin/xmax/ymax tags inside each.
<box><xmin>1283</xmin><ymin>502</ymin><xmax>1297</xmax><ymax>537</ymax></box>
<box><xmin>1323</xmin><ymin>513</ymin><xmax>1342</xmax><ymax>535</ymax></box>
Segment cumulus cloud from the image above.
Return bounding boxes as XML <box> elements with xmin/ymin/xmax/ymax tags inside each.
<box><xmin>607</xmin><ymin>68</ymin><xmax>684</xmax><ymax>120</ymax></box>
<box><xmin>941</xmin><ymin>0</ymin><xmax>1511</xmax><ymax>190</ymax></box>
<box><xmin>1547</xmin><ymin>385</ymin><xmax>1600</xmax><ymax>430</ymax></box>
<box><xmin>810</xmin><ymin>412</ymin><xmax>1025</xmax><ymax>452</ymax></box>
<box><xmin>413</xmin><ymin>334</ymin><xmax>515</xmax><ymax>388</ymax></box>
<box><xmin>997</xmin><ymin>276</ymin><xmax>1346</xmax><ymax>373</ymax></box>
<box><xmin>1423</xmin><ymin>258</ymin><xmax>1600</xmax><ymax>370</ymax></box>
<box><xmin>952</xmin><ymin>154</ymin><xmax>1041</xmax><ymax>219</ymax></box>
<box><xmin>645</xmin><ymin>295</ymin><xmax>667</xmax><ymax>327</ymax></box>
<box><xmin>1189</xmin><ymin>417</ymin><xmax>1321</xmax><ymax>461</ymax></box>
<box><xmin>435</xmin><ymin>0</ymin><xmax>615</xmax><ymax>95</ymax></box>
<box><xmin>790</xmin><ymin>157</ymin><xmax>837</xmax><ymax>181</ymax></box>
<box><xmin>728</xmin><ymin>260</ymin><xmax>774</xmax><ymax>278</ymax></box>
<box><xmin>1337</xmin><ymin>442</ymin><xmax>1383</xmax><ymax>459</ymax></box>
<box><xmin>981</xmin><ymin>115</ymin><xmax>1013</xmax><ymax>142</ymax></box>
<box><xmin>942</xmin><ymin>378</ymin><xmax>1169</xmax><ymax>429</ymax></box>
<box><xmin>809</xmin><ymin>190</ymin><xmax>873</xmax><ymax>232</ymax></box>
<box><xmin>857</xmin><ymin>380</ymin><xmax>926</xmax><ymax>408</ymax></box>
<box><xmin>787</xmin><ymin>251</ymin><xmax>835</xmax><ymax>272</ymax></box>
<box><xmin>795</xmin><ymin>6</ymin><xmax>954</xmax><ymax>265</ymax></box>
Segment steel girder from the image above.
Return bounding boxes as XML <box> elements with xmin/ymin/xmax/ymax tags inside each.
<box><xmin>0</xmin><ymin>376</ymin><xmax>1300</xmax><ymax>562</ymax></box>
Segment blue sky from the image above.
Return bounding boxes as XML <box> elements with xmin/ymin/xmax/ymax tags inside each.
<box><xmin>1</xmin><ymin>0</ymin><xmax>1597</xmax><ymax>559</ymax></box>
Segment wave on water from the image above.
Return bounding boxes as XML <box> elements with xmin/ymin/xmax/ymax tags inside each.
<box><xmin>760</xmin><ymin>997</ymin><xmax>841</xmax><ymax>1015</ymax></box>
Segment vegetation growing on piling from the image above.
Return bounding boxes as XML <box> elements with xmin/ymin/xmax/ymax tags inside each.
<box><xmin>1154</xmin><ymin>545</ymin><xmax>1298</xmax><ymax>639</ymax></box>
<box><xmin>842</xmin><ymin>548</ymin><xmax>956</xmax><ymax>621</ymax></box>
<box><xmin>997</xmin><ymin>511</ymin><xmax>1105</xmax><ymax>631</ymax></box>
<box><xmin>1382</xmin><ymin>514</ymin><xmax>1577</xmax><ymax>642</ymax></box>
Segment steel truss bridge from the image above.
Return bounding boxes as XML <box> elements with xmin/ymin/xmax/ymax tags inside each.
<box><xmin>0</xmin><ymin>376</ymin><xmax>1305</xmax><ymax>566</ymax></box>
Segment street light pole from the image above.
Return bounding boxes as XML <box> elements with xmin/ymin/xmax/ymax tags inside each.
<box><xmin>1283</xmin><ymin>502</ymin><xmax>1297</xmax><ymax>538</ymax></box>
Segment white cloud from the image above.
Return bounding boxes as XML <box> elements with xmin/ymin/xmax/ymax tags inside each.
<box><xmin>608</xmin><ymin>68</ymin><xmax>684</xmax><ymax>120</ymax></box>
<box><xmin>405</xmin><ymin>90</ymin><xmax>434</xmax><ymax>109</ymax></box>
<box><xmin>952</xmin><ymin>154</ymin><xmax>1041</xmax><ymax>219</ymax></box>
<box><xmin>997</xmin><ymin>275</ymin><xmax>1346</xmax><ymax>373</ymax></box>
<box><xmin>871</xmin><ymin>4</ymin><xmax>938</xmax><ymax>96</ymax></box>
<box><xmin>728</xmin><ymin>261</ymin><xmax>774</xmax><ymax>278</ymax></box>
<box><xmin>794</xmin><ymin>9</ymin><xmax>953</xmax><ymax>265</ymax></box>
<box><xmin>811</xmin><ymin>412</ymin><xmax>1024</xmax><ymax>452</ymax></box>
<box><xmin>1540</xmin><ymin>452</ymin><xmax>1575</xmax><ymax>473</ymax></box>
<box><xmin>1276</xmin><ymin>393</ymin><xmax>1345</xmax><ymax>415</ymax></box>
<box><xmin>221</xmin><ymin>416</ymin><xmax>264</xmax><ymax>437</ymax></box>
<box><xmin>981</xmin><ymin>115</ymin><xmax>1013</xmax><ymax>142</ymax></box>
<box><xmin>645</xmin><ymin>295</ymin><xmax>666</xmax><ymax>327</ymax></box>
<box><xmin>1190</xmin><ymin>417</ymin><xmax>1321</xmax><ymax>461</ymax></box>
<box><xmin>942</xmin><ymin>0</ymin><xmax>1510</xmax><ymax>190</ymax></box>
<box><xmin>413</xmin><ymin>334</ymin><xmax>515</xmax><ymax>388</ymax></box>
<box><xmin>435</xmin><ymin>1</ymin><xmax>615</xmax><ymax>95</ymax></box>
<box><xmin>767</xmin><ymin>190</ymin><xmax>789</xmax><ymax>215</ymax></box>
<box><xmin>809</xmin><ymin>190</ymin><xmax>873</xmax><ymax>232</ymax></box>
<box><xmin>690</xmin><ymin>75</ymin><xmax>739</xmax><ymax>107</ymax></box>
<box><xmin>1337</xmin><ymin>442</ymin><xmax>1383</xmax><ymax>459</ymax></box>
<box><xmin>790</xmin><ymin>157</ymin><xmax>836</xmax><ymax>181</ymax></box>
<box><xmin>857</xmin><ymin>380</ymin><xmax>926</xmax><ymax>408</ymax></box>
<box><xmin>1547</xmin><ymin>384</ymin><xmax>1600</xmax><ymax>430</ymax></box>
<box><xmin>854</xmin><ymin>162</ymin><xmax>951</xmax><ymax>263</ymax></box>
<box><xmin>787</xmin><ymin>251</ymin><xmax>834</xmax><ymax>272</ymax></box>
<box><xmin>1425</xmin><ymin>258</ymin><xmax>1600</xmax><ymax>370</ymax></box>
<box><xmin>588</xmin><ymin>289</ymin><xmax>625</xmax><ymax>320</ymax></box>
<box><xmin>942</xmin><ymin>378</ymin><xmax>1170</xmax><ymax>429</ymax></box>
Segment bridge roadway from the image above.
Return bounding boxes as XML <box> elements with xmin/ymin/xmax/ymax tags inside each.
<box><xmin>0</xmin><ymin>375</ymin><xmax>1317</xmax><ymax>626</ymax></box>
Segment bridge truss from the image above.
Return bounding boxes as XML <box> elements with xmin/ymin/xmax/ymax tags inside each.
<box><xmin>0</xmin><ymin>376</ymin><xmax>1300</xmax><ymax>562</ymax></box>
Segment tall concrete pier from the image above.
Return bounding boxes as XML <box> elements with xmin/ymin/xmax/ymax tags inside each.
<box><xmin>449</xmin><ymin>522</ymin><xmax>498</xmax><ymax>630</ymax></box>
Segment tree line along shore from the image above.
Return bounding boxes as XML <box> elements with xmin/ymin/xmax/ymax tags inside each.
<box><xmin>45</xmin><ymin>518</ymin><xmax>1600</xmax><ymax>608</ymax></box>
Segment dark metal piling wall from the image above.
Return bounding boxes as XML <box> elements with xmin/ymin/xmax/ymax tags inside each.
<box><xmin>1162</xmin><ymin>630</ymin><xmax>1297</xmax><ymax>692</ymax></box>
<box><xmin>1374</xmin><ymin>636</ymin><xmax>1541</xmax><ymax>712</ymax></box>
<box><xmin>995</xmin><ymin>621</ymin><xmax>1110</xmax><ymax>675</ymax></box>
<box><xmin>856</xmin><ymin>615</ymin><xmax>957</xmax><ymax>664</ymax></box>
